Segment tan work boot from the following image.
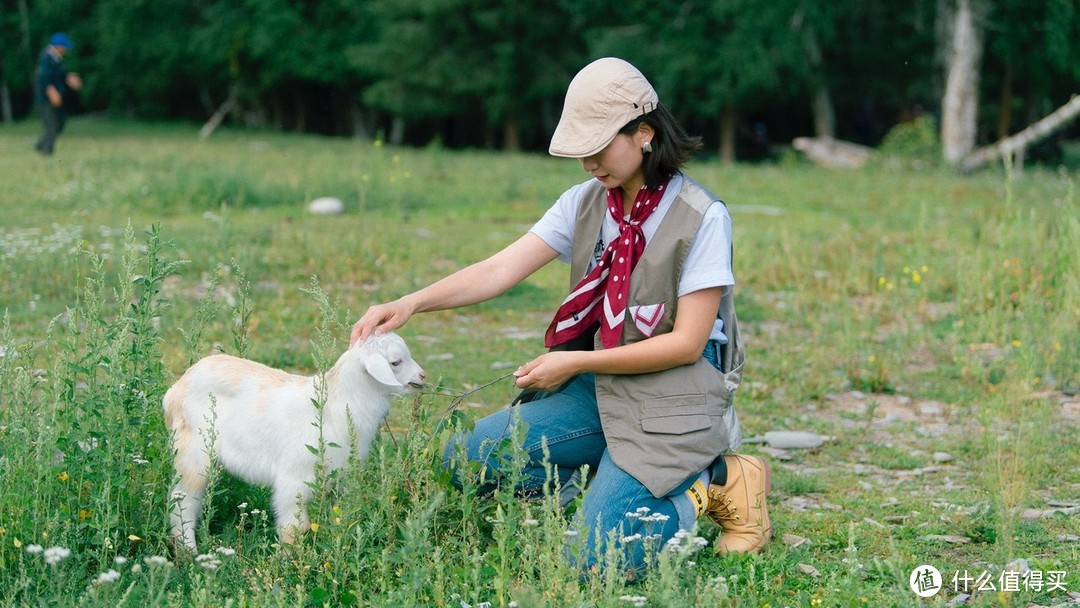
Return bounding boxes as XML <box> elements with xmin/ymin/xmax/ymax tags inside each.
<box><xmin>706</xmin><ymin>454</ymin><xmax>772</xmax><ymax>554</ymax></box>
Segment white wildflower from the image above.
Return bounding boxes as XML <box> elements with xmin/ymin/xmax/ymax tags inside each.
<box><xmin>639</xmin><ymin>513</ymin><xmax>670</xmax><ymax>523</ymax></box>
<box><xmin>195</xmin><ymin>553</ymin><xmax>221</xmax><ymax>570</ymax></box>
<box><xmin>619</xmin><ymin>594</ymin><xmax>648</xmax><ymax>607</ymax></box>
<box><xmin>143</xmin><ymin>555</ymin><xmax>169</xmax><ymax>567</ymax></box>
<box><xmin>522</xmin><ymin>518</ymin><xmax>539</xmax><ymax>527</ymax></box>
<box><xmin>563</xmin><ymin>529</ymin><xmax>579</xmax><ymax>538</ymax></box>
<box><xmin>664</xmin><ymin>530</ymin><xmax>709</xmax><ymax>555</ymax></box>
<box><xmin>114</xmin><ymin>556</ymin><xmax>128</xmax><ymax>565</ymax></box>
<box><xmin>43</xmin><ymin>546</ymin><xmax>72</xmax><ymax>565</ymax></box>
<box><xmin>25</xmin><ymin>544</ymin><xmax>44</xmax><ymax>555</ymax></box>
<box><xmin>94</xmin><ymin>569</ymin><xmax>121</xmax><ymax>585</ymax></box>
<box><xmin>620</xmin><ymin>533</ymin><xmax>643</xmax><ymax>544</ymax></box>
<box><xmin>215</xmin><ymin>546</ymin><xmax>236</xmax><ymax>557</ymax></box>
<box><xmin>237</xmin><ymin>503</ymin><xmax>248</xmax><ymax>510</ymax></box>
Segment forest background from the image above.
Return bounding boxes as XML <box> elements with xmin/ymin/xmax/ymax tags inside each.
<box><xmin>1</xmin><ymin>0</ymin><xmax>1078</xmax><ymax>164</ymax></box>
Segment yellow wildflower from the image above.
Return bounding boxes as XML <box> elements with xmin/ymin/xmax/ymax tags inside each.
<box><xmin>57</xmin><ymin>472</ymin><xmax>69</xmax><ymax>482</ymax></box>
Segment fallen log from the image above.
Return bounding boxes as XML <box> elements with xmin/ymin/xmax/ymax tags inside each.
<box><xmin>792</xmin><ymin>136</ymin><xmax>874</xmax><ymax>169</ymax></box>
<box><xmin>199</xmin><ymin>84</ymin><xmax>239</xmax><ymax>139</ymax></box>
<box><xmin>959</xmin><ymin>94</ymin><xmax>1080</xmax><ymax>171</ymax></box>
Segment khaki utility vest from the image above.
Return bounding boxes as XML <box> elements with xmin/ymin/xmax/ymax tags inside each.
<box><xmin>559</xmin><ymin>176</ymin><xmax>745</xmax><ymax>497</ymax></box>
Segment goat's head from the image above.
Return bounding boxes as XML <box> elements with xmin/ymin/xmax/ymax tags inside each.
<box><xmin>351</xmin><ymin>331</ymin><xmax>425</xmax><ymax>394</ymax></box>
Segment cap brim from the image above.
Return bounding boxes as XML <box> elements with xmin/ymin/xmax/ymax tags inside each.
<box><xmin>549</xmin><ymin>130</ymin><xmax>618</xmax><ymax>158</ymax></box>
<box><xmin>548</xmin><ymin>106</ymin><xmax>627</xmax><ymax>158</ymax></box>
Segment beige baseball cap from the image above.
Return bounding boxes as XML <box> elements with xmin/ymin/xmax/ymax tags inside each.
<box><xmin>549</xmin><ymin>57</ymin><xmax>659</xmax><ymax>158</ymax></box>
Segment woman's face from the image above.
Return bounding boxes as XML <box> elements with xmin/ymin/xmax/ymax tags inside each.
<box><xmin>579</xmin><ymin>124</ymin><xmax>653</xmax><ymax>198</ymax></box>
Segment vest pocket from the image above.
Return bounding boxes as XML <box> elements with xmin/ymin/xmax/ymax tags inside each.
<box><xmin>640</xmin><ymin>394</ymin><xmax>711</xmax><ymax>435</ymax></box>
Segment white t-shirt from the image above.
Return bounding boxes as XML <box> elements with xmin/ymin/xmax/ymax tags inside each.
<box><xmin>530</xmin><ymin>173</ymin><xmax>734</xmax><ymax>341</ymax></box>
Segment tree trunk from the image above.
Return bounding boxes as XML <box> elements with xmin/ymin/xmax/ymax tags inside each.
<box><xmin>18</xmin><ymin>0</ymin><xmax>33</xmax><ymax>88</ymax></box>
<box><xmin>389</xmin><ymin>116</ymin><xmax>405</xmax><ymax>145</ymax></box>
<box><xmin>0</xmin><ymin>4</ymin><xmax>8</xmax><ymax>124</ymax></box>
<box><xmin>800</xmin><ymin>21</ymin><xmax>836</xmax><ymax>139</ymax></box>
<box><xmin>997</xmin><ymin>62</ymin><xmax>1013</xmax><ymax>139</ymax></box>
<box><xmin>293</xmin><ymin>89</ymin><xmax>306</xmax><ymax>133</ymax></box>
<box><xmin>1</xmin><ymin>80</ymin><xmax>11</xmax><ymax>124</ymax></box>
<box><xmin>0</xmin><ymin>58</ymin><xmax>11</xmax><ymax>124</ymax></box>
<box><xmin>940</xmin><ymin>0</ymin><xmax>987</xmax><ymax>167</ymax></box>
<box><xmin>351</xmin><ymin>102</ymin><xmax>370</xmax><ymax>140</ymax></box>
<box><xmin>719</xmin><ymin>104</ymin><xmax>737</xmax><ymax>164</ymax></box>
<box><xmin>502</xmin><ymin>109</ymin><xmax>521</xmax><ymax>152</ymax></box>
<box><xmin>959</xmin><ymin>94</ymin><xmax>1080</xmax><ymax>171</ymax></box>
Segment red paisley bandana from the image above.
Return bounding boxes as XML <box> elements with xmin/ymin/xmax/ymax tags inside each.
<box><xmin>545</xmin><ymin>181</ymin><xmax>668</xmax><ymax>349</ymax></box>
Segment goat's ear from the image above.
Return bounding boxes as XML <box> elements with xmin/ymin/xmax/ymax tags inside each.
<box><xmin>363</xmin><ymin>355</ymin><xmax>402</xmax><ymax>388</ymax></box>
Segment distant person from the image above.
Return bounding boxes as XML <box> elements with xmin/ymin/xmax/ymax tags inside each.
<box><xmin>35</xmin><ymin>32</ymin><xmax>82</xmax><ymax>156</ymax></box>
<box><xmin>351</xmin><ymin>57</ymin><xmax>770</xmax><ymax>576</ymax></box>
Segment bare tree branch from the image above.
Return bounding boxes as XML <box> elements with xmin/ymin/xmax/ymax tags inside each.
<box><xmin>959</xmin><ymin>94</ymin><xmax>1080</xmax><ymax>171</ymax></box>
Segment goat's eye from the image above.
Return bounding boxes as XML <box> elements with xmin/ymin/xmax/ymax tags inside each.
<box><xmin>390</xmin><ymin>359</ymin><xmax>402</xmax><ymax>367</ymax></box>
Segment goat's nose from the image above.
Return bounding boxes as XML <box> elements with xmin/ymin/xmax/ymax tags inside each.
<box><xmin>418</xmin><ymin>370</ymin><xmax>427</xmax><ymax>383</ymax></box>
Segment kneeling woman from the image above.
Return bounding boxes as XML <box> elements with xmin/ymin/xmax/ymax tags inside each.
<box><xmin>351</xmin><ymin>57</ymin><xmax>771</xmax><ymax>574</ymax></box>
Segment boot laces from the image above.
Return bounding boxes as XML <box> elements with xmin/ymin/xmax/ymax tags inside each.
<box><xmin>706</xmin><ymin>488</ymin><xmax>741</xmax><ymax>523</ymax></box>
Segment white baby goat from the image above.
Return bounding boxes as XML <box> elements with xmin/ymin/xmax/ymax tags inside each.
<box><xmin>164</xmin><ymin>332</ymin><xmax>425</xmax><ymax>552</ymax></box>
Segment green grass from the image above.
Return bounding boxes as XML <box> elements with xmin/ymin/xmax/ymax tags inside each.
<box><xmin>1</xmin><ymin>118</ymin><xmax>1077</xmax><ymax>607</ymax></box>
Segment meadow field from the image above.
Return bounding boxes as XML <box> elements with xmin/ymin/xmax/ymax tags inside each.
<box><xmin>0</xmin><ymin>118</ymin><xmax>1077</xmax><ymax>607</ymax></box>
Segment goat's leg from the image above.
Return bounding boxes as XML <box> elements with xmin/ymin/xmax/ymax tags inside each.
<box><xmin>272</xmin><ymin>481</ymin><xmax>313</xmax><ymax>545</ymax></box>
<box><xmin>169</xmin><ymin>472</ymin><xmax>207</xmax><ymax>553</ymax></box>
<box><xmin>169</xmin><ymin>429</ymin><xmax>212</xmax><ymax>553</ymax></box>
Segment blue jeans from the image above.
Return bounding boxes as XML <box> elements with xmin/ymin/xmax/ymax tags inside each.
<box><xmin>442</xmin><ymin>339</ymin><xmax>727</xmax><ymax>574</ymax></box>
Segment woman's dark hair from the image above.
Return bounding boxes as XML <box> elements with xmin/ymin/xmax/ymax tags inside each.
<box><xmin>619</xmin><ymin>103</ymin><xmax>703</xmax><ymax>189</ymax></box>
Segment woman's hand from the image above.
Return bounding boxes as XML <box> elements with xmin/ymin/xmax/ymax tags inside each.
<box><xmin>350</xmin><ymin>298</ymin><xmax>415</xmax><ymax>346</ymax></box>
<box><xmin>514</xmin><ymin>351</ymin><xmax>583</xmax><ymax>392</ymax></box>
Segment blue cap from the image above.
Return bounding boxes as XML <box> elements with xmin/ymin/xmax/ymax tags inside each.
<box><xmin>50</xmin><ymin>32</ymin><xmax>74</xmax><ymax>49</ymax></box>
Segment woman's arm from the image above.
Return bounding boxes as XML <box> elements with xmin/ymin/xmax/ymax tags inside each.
<box><xmin>351</xmin><ymin>232</ymin><xmax>559</xmax><ymax>345</ymax></box>
<box><xmin>514</xmin><ymin>286</ymin><xmax>724</xmax><ymax>390</ymax></box>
